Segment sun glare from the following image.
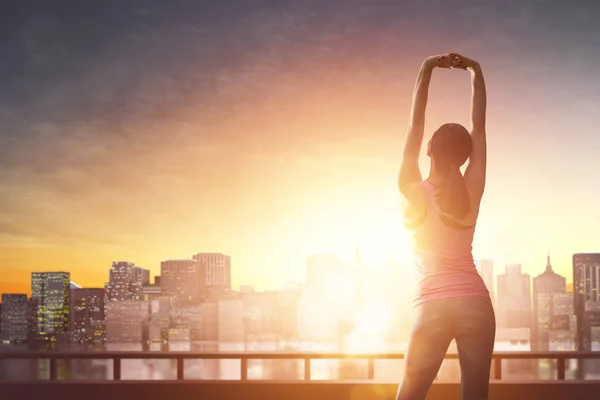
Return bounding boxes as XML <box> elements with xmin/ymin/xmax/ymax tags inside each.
<box><xmin>344</xmin><ymin>301</ymin><xmax>392</xmax><ymax>352</ymax></box>
<box><xmin>355</xmin><ymin>220</ymin><xmax>411</xmax><ymax>268</ymax></box>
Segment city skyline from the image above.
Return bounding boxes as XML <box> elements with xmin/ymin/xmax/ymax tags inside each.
<box><xmin>0</xmin><ymin>249</ymin><xmax>581</xmax><ymax>299</ymax></box>
<box><xmin>2</xmin><ymin>1</ymin><xmax>600</xmax><ymax>295</ymax></box>
<box><xmin>2</xmin><ymin>251</ymin><xmax>594</xmax><ymax>352</ymax></box>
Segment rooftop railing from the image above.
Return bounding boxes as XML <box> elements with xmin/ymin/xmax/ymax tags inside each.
<box><xmin>2</xmin><ymin>351</ymin><xmax>600</xmax><ymax>399</ymax></box>
<box><xmin>1</xmin><ymin>350</ymin><xmax>600</xmax><ymax>381</ymax></box>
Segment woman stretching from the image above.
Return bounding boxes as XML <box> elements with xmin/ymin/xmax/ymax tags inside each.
<box><xmin>396</xmin><ymin>53</ymin><xmax>495</xmax><ymax>400</ymax></box>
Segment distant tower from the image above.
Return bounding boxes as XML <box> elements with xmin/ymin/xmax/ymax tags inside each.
<box><xmin>496</xmin><ymin>264</ymin><xmax>531</xmax><ymax>329</ymax></box>
<box><xmin>31</xmin><ymin>272</ymin><xmax>71</xmax><ymax>339</ymax></box>
<box><xmin>532</xmin><ymin>253</ymin><xmax>566</xmax><ymax>351</ymax></box>
<box><xmin>573</xmin><ymin>253</ymin><xmax>600</xmax><ymax>351</ymax></box>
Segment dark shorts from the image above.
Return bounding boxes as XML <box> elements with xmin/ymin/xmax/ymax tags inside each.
<box><xmin>396</xmin><ymin>296</ymin><xmax>496</xmax><ymax>400</ymax></box>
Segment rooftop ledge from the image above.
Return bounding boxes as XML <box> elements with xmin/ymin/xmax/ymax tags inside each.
<box><xmin>1</xmin><ymin>381</ymin><xmax>600</xmax><ymax>400</ymax></box>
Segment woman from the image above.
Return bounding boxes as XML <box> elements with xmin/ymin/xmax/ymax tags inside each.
<box><xmin>396</xmin><ymin>53</ymin><xmax>495</xmax><ymax>400</ymax></box>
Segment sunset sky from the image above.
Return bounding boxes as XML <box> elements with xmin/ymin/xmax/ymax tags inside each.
<box><xmin>1</xmin><ymin>0</ymin><xmax>599</xmax><ymax>296</ymax></box>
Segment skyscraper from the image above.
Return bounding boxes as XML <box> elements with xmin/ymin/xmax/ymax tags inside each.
<box><xmin>105</xmin><ymin>300</ymin><xmax>149</xmax><ymax>342</ymax></box>
<box><xmin>549</xmin><ymin>292</ymin><xmax>577</xmax><ymax>351</ymax></box>
<box><xmin>496</xmin><ymin>264</ymin><xmax>532</xmax><ymax>329</ymax></box>
<box><xmin>573</xmin><ymin>253</ymin><xmax>600</xmax><ymax>351</ymax></box>
<box><xmin>0</xmin><ymin>294</ymin><xmax>28</xmax><ymax>343</ymax></box>
<box><xmin>161</xmin><ymin>259</ymin><xmax>202</xmax><ymax>302</ymax></box>
<box><xmin>133</xmin><ymin>267</ymin><xmax>150</xmax><ymax>285</ymax></box>
<box><xmin>105</xmin><ymin>262</ymin><xmax>145</xmax><ymax>303</ymax></box>
<box><xmin>192</xmin><ymin>253</ymin><xmax>231</xmax><ymax>289</ymax></box>
<box><xmin>70</xmin><ymin>288</ymin><xmax>105</xmax><ymax>343</ymax></box>
<box><xmin>31</xmin><ymin>272</ymin><xmax>71</xmax><ymax>339</ymax></box>
<box><xmin>476</xmin><ymin>259</ymin><xmax>495</xmax><ymax>305</ymax></box>
<box><xmin>532</xmin><ymin>255</ymin><xmax>566</xmax><ymax>350</ymax></box>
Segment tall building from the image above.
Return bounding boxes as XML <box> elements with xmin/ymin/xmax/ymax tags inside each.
<box><xmin>192</xmin><ymin>253</ymin><xmax>231</xmax><ymax>289</ymax></box>
<box><xmin>31</xmin><ymin>272</ymin><xmax>71</xmax><ymax>339</ymax></box>
<box><xmin>105</xmin><ymin>262</ymin><xmax>144</xmax><ymax>303</ymax></box>
<box><xmin>573</xmin><ymin>253</ymin><xmax>600</xmax><ymax>351</ymax></box>
<box><xmin>105</xmin><ymin>300</ymin><xmax>149</xmax><ymax>342</ymax></box>
<box><xmin>132</xmin><ymin>267</ymin><xmax>150</xmax><ymax>285</ymax></box>
<box><xmin>0</xmin><ymin>294</ymin><xmax>28</xmax><ymax>343</ymax></box>
<box><xmin>549</xmin><ymin>292</ymin><xmax>577</xmax><ymax>351</ymax></box>
<box><xmin>161</xmin><ymin>259</ymin><xmax>202</xmax><ymax>302</ymax></box>
<box><xmin>496</xmin><ymin>264</ymin><xmax>532</xmax><ymax>329</ymax></box>
<box><xmin>26</xmin><ymin>298</ymin><xmax>38</xmax><ymax>342</ymax></box>
<box><xmin>476</xmin><ymin>259</ymin><xmax>495</xmax><ymax>305</ymax></box>
<box><xmin>532</xmin><ymin>255</ymin><xmax>567</xmax><ymax>350</ymax></box>
<box><xmin>70</xmin><ymin>288</ymin><xmax>105</xmax><ymax>343</ymax></box>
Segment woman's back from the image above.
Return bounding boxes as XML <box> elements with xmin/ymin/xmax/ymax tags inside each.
<box><xmin>407</xmin><ymin>179</ymin><xmax>489</xmax><ymax>306</ymax></box>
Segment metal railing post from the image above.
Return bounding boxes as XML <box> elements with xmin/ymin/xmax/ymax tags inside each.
<box><xmin>177</xmin><ymin>357</ymin><xmax>184</xmax><ymax>380</ymax></box>
<box><xmin>557</xmin><ymin>358</ymin><xmax>566</xmax><ymax>380</ymax></box>
<box><xmin>304</xmin><ymin>357</ymin><xmax>311</xmax><ymax>380</ymax></box>
<box><xmin>494</xmin><ymin>357</ymin><xmax>502</xmax><ymax>380</ymax></box>
<box><xmin>241</xmin><ymin>358</ymin><xmax>248</xmax><ymax>381</ymax></box>
<box><xmin>49</xmin><ymin>357</ymin><xmax>57</xmax><ymax>381</ymax></box>
<box><xmin>367</xmin><ymin>358</ymin><xmax>375</xmax><ymax>380</ymax></box>
<box><xmin>113</xmin><ymin>357</ymin><xmax>121</xmax><ymax>380</ymax></box>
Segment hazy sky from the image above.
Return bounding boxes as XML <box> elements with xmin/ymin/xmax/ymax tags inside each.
<box><xmin>1</xmin><ymin>0</ymin><xmax>599</xmax><ymax>295</ymax></box>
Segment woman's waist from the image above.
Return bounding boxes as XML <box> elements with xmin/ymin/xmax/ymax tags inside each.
<box><xmin>415</xmin><ymin>273</ymin><xmax>489</xmax><ymax>299</ymax></box>
<box><xmin>412</xmin><ymin>250</ymin><xmax>476</xmax><ymax>271</ymax></box>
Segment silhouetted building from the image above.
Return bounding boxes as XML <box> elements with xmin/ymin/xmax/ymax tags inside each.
<box><xmin>26</xmin><ymin>298</ymin><xmax>38</xmax><ymax>342</ymax></box>
<box><xmin>161</xmin><ymin>259</ymin><xmax>202</xmax><ymax>303</ymax></box>
<box><xmin>192</xmin><ymin>253</ymin><xmax>232</xmax><ymax>290</ymax></box>
<box><xmin>70</xmin><ymin>288</ymin><xmax>105</xmax><ymax>343</ymax></box>
<box><xmin>573</xmin><ymin>253</ymin><xmax>600</xmax><ymax>351</ymax></box>
<box><xmin>476</xmin><ymin>259</ymin><xmax>495</xmax><ymax>306</ymax></box>
<box><xmin>141</xmin><ymin>284</ymin><xmax>162</xmax><ymax>301</ymax></box>
<box><xmin>133</xmin><ymin>267</ymin><xmax>150</xmax><ymax>285</ymax></box>
<box><xmin>549</xmin><ymin>292</ymin><xmax>577</xmax><ymax>351</ymax></box>
<box><xmin>31</xmin><ymin>272</ymin><xmax>71</xmax><ymax>340</ymax></box>
<box><xmin>0</xmin><ymin>294</ymin><xmax>28</xmax><ymax>343</ymax></box>
<box><xmin>497</xmin><ymin>264</ymin><xmax>531</xmax><ymax>330</ymax></box>
<box><xmin>105</xmin><ymin>262</ymin><xmax>144</xmax><ymax>303</ymax></box>
<box><xmin>105</xmin><ymin>300</ymin><xmax>149</xmax><ymax>342</ymax></box>
<box><xmin>532</xmin><ymin>255</ymin><xmax>567</xmax><ymax>350</ymax></box>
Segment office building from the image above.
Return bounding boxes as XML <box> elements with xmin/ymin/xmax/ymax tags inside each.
<box><xmin>549</xmin><ymin>292</ymin><xmax>577</xmax><ymax>351</ymax></box>
<box><xmin>476</xmin><ymin>259</ymin><xmax>495</xmax><ymax>304</ymax></box>
<box><xmin>105</xmin><ymin>262</ymin><xmax>144</xmax><ymax>303</ymax></box>
<box><xmin>70</xmin><ymin>288</ymin><xmax>105</xmax><ymax>343</ymax></box>
<box><xmin>132</xmin><ymin>267</ymin><xmax>150</xmax><ymax>285</ymax></box>
<box><xmin>0</xmin><ymin>294</ymin><xmax>28</xmax><ymax>343</ymax></box>
<box><xmin>161</xmin><ymin>259</ymin><xmax>201</xmax><ymax>302</ymax></box>
<box><xmin>31</xmin><ymin>272</ymin><xmax>71</xmax><ymax>338</ymax></box>
<box><xmin>497</xmin><ymin>264</ymin><xmax>532</xmax><ymax>329</ymax></box>
<box><xmin>532</xmin><ymin>255</ymin><xmax>567</xmax><ymax>350</ymax></box>
<box><xmin>105</xmin><ymin>300</ymin><xmax>149</xmax><ymax>342</ymax></box>
<box><xmin>573</xmin><ymin>253</ymin><xmax>600</xmax><ymax>351</ymax></box>
<box><xmin>192</xmin><ymin>253</ymin><xmax>231</xmax><ymax>289</ymax></box>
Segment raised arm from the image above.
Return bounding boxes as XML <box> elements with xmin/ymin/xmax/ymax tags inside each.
<box><xmin>398</xmin><ymin>55</ymin><xmax>456</xmax><ymax>204</ymax></box>
<box><xmin>454</xmin><ymin>54</ymin><xmax>487</xmax><ymax>198</ymax></box>
<box><xmin>400</xmin><ymin>56</ymin><xmax>441</xmax><ymax>193</ymax></box>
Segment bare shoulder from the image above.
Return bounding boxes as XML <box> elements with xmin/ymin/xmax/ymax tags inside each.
<box><xmin>400</xmin><ymin>181</ymin><xmax>427</xmax><ymax>223</ymax></box>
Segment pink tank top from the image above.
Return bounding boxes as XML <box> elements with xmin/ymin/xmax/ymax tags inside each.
<box><xmin>406</xmin><ymin>180</ymin><xmax>489</xmax><ymax>306</ymax></box>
